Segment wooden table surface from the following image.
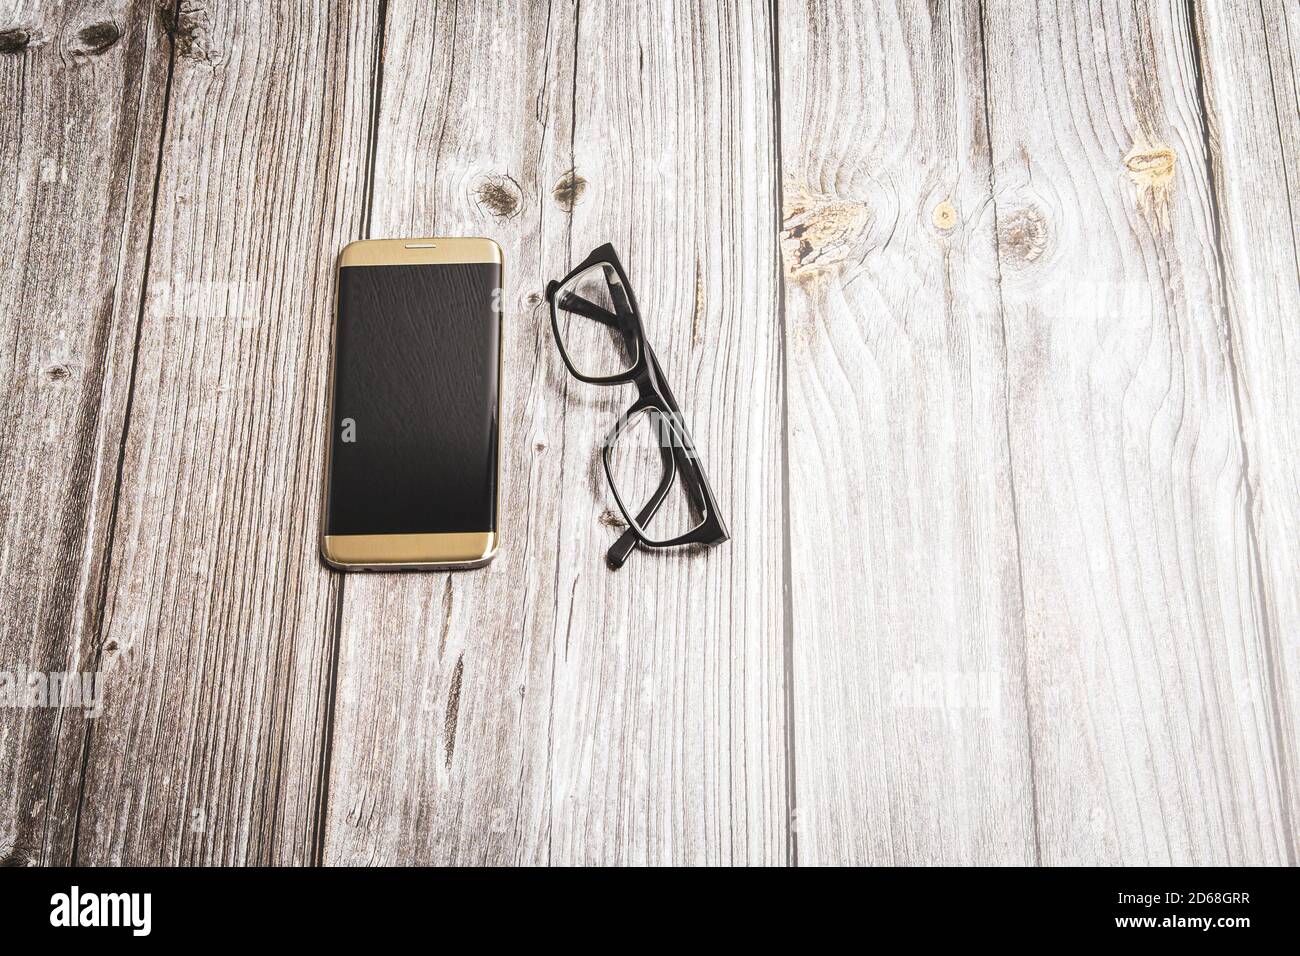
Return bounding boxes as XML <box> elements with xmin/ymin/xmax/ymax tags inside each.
<box><xmin>2</xmin><ymin>0</ymin><xmax>1296</xmax><ymax>866</ymax></box>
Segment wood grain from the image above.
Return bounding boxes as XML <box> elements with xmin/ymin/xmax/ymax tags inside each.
<box><xmin>980</xmin><ymin>0</ymin><xmax>1290</xmax><ymax>863</ymax></box>
<box><xmin>322</xmin><ymin>0</ymin><xmax>787</xmax><ymax>865</ymax></box>
<box><xmin>778</xmin><ymin>0</ymin><xmax>1037</xmax><ymax>865</ymax></box>
<box><xmin>0</xmin><ymin>0</ymin><xmax>168</xmax><ymax>866</ymax></box>
<box><xmin>2</xmin><ymin>0</ymin><xmax>1297</xmax><ymax>868</ymax></box>
<box><xmin>1194</xmin><ymin>0</ymin><xmax>1300</xmax><ymax>862</ymax></box>
<box><xmin>50</xmin><ymin>0</ymin><xmax>379</xmax><ymax>865</ymax></box>
<box><xmin>778</xmin><ymin>0</ymin><xmax>1297</xmax><ymax>866</ymax></box>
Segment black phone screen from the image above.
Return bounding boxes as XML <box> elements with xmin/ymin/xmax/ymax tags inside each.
<box><xmin>326</xmin><ymin>261</ymin><xmax>500</xmax><ymax>536</ymax></box>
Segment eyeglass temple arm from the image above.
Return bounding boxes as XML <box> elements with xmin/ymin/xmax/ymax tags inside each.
<box><xmin>608</xmin><ymin>512</ymin><xmax>648</xmax><ymax>569</ymax></box>
<box><xmin>556</xmin><ymin>291</ymin><xmax>633</xmax><ymax>332</ymax></box>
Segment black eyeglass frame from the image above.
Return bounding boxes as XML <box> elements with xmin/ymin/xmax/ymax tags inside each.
<box><xmin>545</xmin><ymin>243</ymin><xmax>730</xmax><ymax>569</ymax></box>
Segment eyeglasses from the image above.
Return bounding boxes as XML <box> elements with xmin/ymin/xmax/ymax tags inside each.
<box><xmin>545</xmin><ymin>243</ymin><xmax>729</xmax><ymax>568</ymax></box>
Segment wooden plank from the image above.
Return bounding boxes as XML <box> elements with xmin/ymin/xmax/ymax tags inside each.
<box><xmin>778</xmin><ymin>0</ymin><xmax>1037</xmax><ymax>864</ymax></box>
<box><xmin>51</xmin><ymin>0</ymin><xmax>379</xmax><ymax>864</ymax></box>
<box><xmin>0</xmin><ymin>0</ymin><xmax>169</xmax><ymax>866</ymax></box>
<box><xmin>1194</xmin><ymin>0</ymin><xmax>1300</xmax><ymax>860</ymax></box>
<box><xmin>978</xmin><ymin>0</ymin><xmax>1291</xmax><ymax>863</ymax></box>
<box><xmin>322</xmin><ymin>0</ymin><xmax>787</xmax><ymax>865</ymax></box>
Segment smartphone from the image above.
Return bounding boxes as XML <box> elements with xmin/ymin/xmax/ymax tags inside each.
<box><xmin>321</xmin><ymin>237</ymin><xmax>502</xmax><ymax>569</ymax></box>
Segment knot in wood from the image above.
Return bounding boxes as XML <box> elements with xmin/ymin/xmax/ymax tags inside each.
<box><xmin>932</xmin><ymin>200</ymin><xmax>958</xmax><ymax>231</ymax></box>
<box><xmin>73</xmin><ymin>21</ymin><xmax>120</xmax><ymax>56</ymax></box>
<box><xmin>781</xmin><ymin>184</ymin><xmax>870</xmax><ymax>288</ymax></box>
<box><xmin>552</xmin><ymin>170</ymin><xmax>587</xmax><ymax>210</ymax></box>
<box><xmin>475</xmin><ymin>174</ymin><xmax>522</xmax><ymax>220</ymax></box>
<box><xmin>0</xmin><ymin>28</ymin><xmax>33</xmax><ymax>53</ymax></box>
<box><xmin>998</xmin><ymin>205</ymin><xmax>1048</xmax><ymax>264</ymax></box>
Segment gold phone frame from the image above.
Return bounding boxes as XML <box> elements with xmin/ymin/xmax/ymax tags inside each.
<box><xmin>321</xmin><ymin>237</ymin><xmax>503</xmax><ymax>570</ymax></box>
